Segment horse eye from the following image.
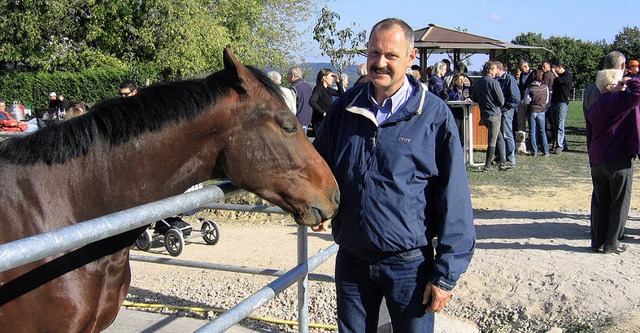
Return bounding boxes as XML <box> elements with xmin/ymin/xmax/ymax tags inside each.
<box><xmin>282</xmin><ymin>125</ymin><xmax>297</xmax><ymax>133</ymax></box>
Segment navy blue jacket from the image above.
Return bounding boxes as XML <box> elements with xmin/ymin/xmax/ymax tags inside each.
<box><xmin>498</xmin><ymin>72</ymin><xmax>521</xmax><ymax>110</ymax></box>
<box><xmin>314</xmin><ymin>75</ymin><xmax>475</xmax><ymax>290</ymax></box>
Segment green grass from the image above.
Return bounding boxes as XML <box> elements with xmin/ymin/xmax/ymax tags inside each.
<box><xmin>467</xmin><ymin>101</ymin><xmax>592</xmax><ymax>192</ymax></box>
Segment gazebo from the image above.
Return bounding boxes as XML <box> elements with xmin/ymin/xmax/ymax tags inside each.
<box><xmin>413</xmin><ymin>23</ymin><xmax>549</xmax><ymax>70</ymax></box>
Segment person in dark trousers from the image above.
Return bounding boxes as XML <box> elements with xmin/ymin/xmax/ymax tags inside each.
<box><xmin>312</xmin><ymin>18</ymin><xmax>475</xmax><ymax>333</ymax></box>
<box><xmin>549</xmin><ymin>58</ymin><xmax>573</xmax><ymax>154</ymax></box>
<box><xmin>586</xmin><ymin>70</ymin><xmax>640</xmax><ymax>254</ymax></box>
<box><xmin>473</xmin><ymin>61</ymin><xmax>507</xmax><ymax>172</ymax></box>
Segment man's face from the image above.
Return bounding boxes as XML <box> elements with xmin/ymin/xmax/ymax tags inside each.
<box><xmin>119</xmin><ymin>88</ymin><xmax>136</xmax><ymax>97</ymax></box>
<box><xmin>367</xmin><ymin>25</ymin><xmax>416</xmax><ymax>98</ymax></box>
<box><xmin>520</xmin><ymin>63</ymin><xmax>530</xmax><ymax>74</ymax></box>
<box><xmin>542</xmin><ymin>62</ymin><xmax>550</xmax><ymax>71</ymax></box>
<box><xmin>631</xmin><ymin>66</ymin><xmax>639</xmax><ymax>74</ymax></box>
<box><xmin>0</xmin><ymin>103</ymin><xmax>5</xmax><ymax>111</ymax></box>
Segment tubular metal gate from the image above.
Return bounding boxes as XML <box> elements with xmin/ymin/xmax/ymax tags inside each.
<box><xmin>0</xmin><ymin>181</ymin><xmax>337</xmax><ymax>333</ymax></box>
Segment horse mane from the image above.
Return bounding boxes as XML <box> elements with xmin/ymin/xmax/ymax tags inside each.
<box><xmin>0</xmin><ymin>66</ymin><xmax>283</xmax><ymax>165</ymax></box>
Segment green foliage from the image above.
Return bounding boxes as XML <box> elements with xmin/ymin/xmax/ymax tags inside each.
<box><xmin>610</xmin><ymin>26</ymin><xmax>640</xmax><ymax>62</ymax></box>
<box><xmin>511</xmin><ymin>33</ymin><xmax>607</xmax><ymax>89</ymax></box>
<box><xmin>0</xmin><ymin>0</ymin><xmax>323</xmax><ymax>77</ymax></box>
<box><xmin>0</xmin><ymin>66</ymin><xmax>129</xmax><ymax>108</ymax></box>
<box><xmin>313</xmin><ymin>6</ymin><xmax>367</xmax><ymax>75</ymax></box>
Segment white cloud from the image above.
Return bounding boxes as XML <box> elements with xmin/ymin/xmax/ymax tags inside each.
<box><xmin>489</xmin><ymin>12</ymin><xmax>503</xmax><ymax>21</ymax></box>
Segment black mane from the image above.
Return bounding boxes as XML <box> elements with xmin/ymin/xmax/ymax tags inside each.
<box><xmin>0</xmin><ymin>66</ymin><xmax>282</xmax><ymax>165</ymax></box>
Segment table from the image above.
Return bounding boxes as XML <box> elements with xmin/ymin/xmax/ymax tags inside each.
<box><xmin>447</xmin><ymin>101</ymin><xmax>484</xmax><ymax>167</ymax></box>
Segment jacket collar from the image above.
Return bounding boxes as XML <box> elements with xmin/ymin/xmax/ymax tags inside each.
<box><xmin>345</xmin><ymin>75</ymin><xmax>428</xmax><ymax>127</ymax></box>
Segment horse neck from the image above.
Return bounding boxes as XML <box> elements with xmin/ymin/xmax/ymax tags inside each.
<box><xmin>75</xmin><ymin>120</ymin><xmax>221</xmax><ymax>212</ymax></box>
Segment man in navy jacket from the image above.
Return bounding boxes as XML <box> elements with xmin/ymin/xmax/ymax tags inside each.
<box><xmin>313</xmin><ymin>18</ymin><xmax>475</xmax><ymax>333</ymax></box>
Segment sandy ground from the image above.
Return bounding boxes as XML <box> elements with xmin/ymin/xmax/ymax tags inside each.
<box><xmin>127</xmin><ymin>171</ymin><xmax>640</xmax><ymax>332</ymax></box>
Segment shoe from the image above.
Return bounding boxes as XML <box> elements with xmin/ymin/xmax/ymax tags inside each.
<box><xmin>591</xmin><ymin>246</ymin><xmax>603</xmax><ymax>253</ymax></box>
<box><xmin>603</xmin><ymin>244</ymin><xmax>627</xmax><ymax>254</ymax></box>
<box><xmin>553</xmin><ymin>148</ymin><xmax>563</xmax><ymax>155</ymax></box>
<box><xmin>479</xmin><ymin>166</ymin><xmax>496</xmax><ymax>172</ymax></box>
<box><xmin>499</xmin><ymin>162</ymin><xmax>515</xmax><ymax>171</ymax></box>
<box><xmin>544</xmin><ymin>152</ymin><xmax>550</xmax><ymax>156</ymax></box>
<box><xmin>529</xmin><ymin>152</ymin><xmax>538</xmax><ymax>157</ymax></box>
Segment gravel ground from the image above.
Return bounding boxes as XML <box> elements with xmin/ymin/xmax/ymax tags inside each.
<box><xmin>122</xmin><ymin>205</ymin><xmax>640</xmax><ymax>333</ymax></box>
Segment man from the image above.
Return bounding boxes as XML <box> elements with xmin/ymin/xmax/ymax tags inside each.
<box><xmin>516</xmin><ymin>61</ymin><xmax>534</xmax><ymax>132</ymax></box>
<box><xmin>312</xmin><ymin>18</ymin><xmax>475</xmax><ymax>332</ymax></box>
<box><xmin>549</xmin><ymin>58</ymin><xmax>573</xmax><ymax>154</ymax></box>
<box><xmin>287</xmin><ymin>66</ymin><xmax>313</xmax><ymax>130</ymax></box>
<box><xmin>119</xmin><ymin>80</ymin><xmax>138</xmax><ymax>97</ymax></box>
<box><xmin>583</xmin><ymin>51</ymin><xmax>626</xmax><ymax>120</ymax></box>
<box><xmin>625</xmin><ymin>60</ymin><xmax>639</xmax><ymax>78</ymax></box>
<box><xmin>474</xmin><ymin>61</ymin><xmax>507</xmax><ymax>171</ymax></box>
<box><xmin>442</xmin><ymin>58</ymin><xmax>455</xmax><ymax>87</ymax></box>
<box><xmin>541</xmin><ymin>61</ymin><xmax>555</xmax><ymax>92</ymax></box>
<box><xmin>496</xmin><ymin>61</ymin><xmax>520</xmax><ymax>168</ymax></box>
<box><xmin>586</xmin><ymin>70</ymin><xmax>640</xmax><ymax>254</ymax></box>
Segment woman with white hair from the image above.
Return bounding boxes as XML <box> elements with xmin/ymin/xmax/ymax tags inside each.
<box><xmin>428</xmin><ymin>60</ymin><xmax>448</xmax><ymax>100</ymax></box>
<box><xmin>267</xmin><ymin>70</ymin><xmax>297</xmax><ymax>114</ymax></box>
<box><xmin>586</xmin><ymin>70</ymin><xmax>640</xmax><ymax>254</ymax></box>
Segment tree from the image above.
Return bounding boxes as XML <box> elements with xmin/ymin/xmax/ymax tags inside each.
<box><xmin>313</xmin><ymin>6</ymin><xmax>367</xmax><ymax>75</ymax></box>
<box><xmin>0</xmin><ymin>0</ymin><xmax>324</xmax><ymax>77</ymax></box>
<box><xmin>610</xmin><ymin>26</ymin><xmax>640</xmax><ymax>62</ymax></box>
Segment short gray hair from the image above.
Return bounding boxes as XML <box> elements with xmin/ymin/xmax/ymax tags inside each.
<box><xmin>287</xmin><ymin>66</ymin><xmax>303</xmax><ymax>79</ymax></box>
<box><xmin>603</xmin><ymin>51</ymin><xmax>626</xmax><ymax>70</ymax></box>
<box><xmin>370</xmin><ymin>18</ymin><xmax>414</xmax><ymax>52</ymax></box>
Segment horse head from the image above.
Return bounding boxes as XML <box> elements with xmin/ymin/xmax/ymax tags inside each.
<box><xmin>213</xmin><ymin>47</ymin><xmax>339</xmax><ymax>226</ymax></box>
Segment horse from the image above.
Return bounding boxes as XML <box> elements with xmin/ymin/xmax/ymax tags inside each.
<box><xmin>0</xmin><ymin>47</ymin><xmax>340</xmax><ymax>332</ymax></box>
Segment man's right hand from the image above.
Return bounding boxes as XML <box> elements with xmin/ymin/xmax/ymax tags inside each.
<box><xmin>311</xmin><ymin>220</ymin><xmax>330</xmax><ymax>232</ymax></box>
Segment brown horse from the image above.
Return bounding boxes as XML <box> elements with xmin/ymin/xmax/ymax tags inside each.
<box><xmin>0</xmin><ymin>47</ymin><xmax>339</xmax><ymax>332</ymax></box>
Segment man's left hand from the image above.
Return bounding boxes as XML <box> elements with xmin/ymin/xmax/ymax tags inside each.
<box><xmin>423</xmin><ymin>282</ymin><xmax>452</xmax><ymax>313</ymax></box>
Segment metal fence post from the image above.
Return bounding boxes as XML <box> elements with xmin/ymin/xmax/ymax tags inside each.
<box><xmin>297</xmin><ymin>226</ymin><xmax>309</xmax><ymax>333</ymax></box>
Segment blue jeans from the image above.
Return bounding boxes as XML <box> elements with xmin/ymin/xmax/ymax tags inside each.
<box><xmin>528</xmin><ymin>112</ymin><xmax>549</xmax><ymax>155</ymax></box>
<box><xmin>336</xmin><ymin>248</ymin><xmax>435</xmax><ymax>333</ymax></box>
<box><xmin>501</xmin><ymin>108</ymin><xmax>515</xmax><ymax>164</ymax></box>
<box><xmin>550</xmin><ymin>102</ymin><xmax>568</xmax><ymax>150</ymax></box>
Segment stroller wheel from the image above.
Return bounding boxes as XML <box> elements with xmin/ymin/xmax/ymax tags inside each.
<box><xmin>165</xmin><ymin>228</ymin><xmax>184</xmax><ymax>256</ymax></box>
<box><xmin>135</xmin><ymin>229</ymin><xmax>153</xmax><ymax>251</ymax></box>
<box><xmin>201</xmin><ymin>220</ymin><xmax>220</xmax><ymax>245</ymax></box>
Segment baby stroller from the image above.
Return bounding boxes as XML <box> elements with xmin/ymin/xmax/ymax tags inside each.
<box><xmin>134</xmin><ymin>184</ymin><xmax>221</xmax><ymax>256</ymax></box>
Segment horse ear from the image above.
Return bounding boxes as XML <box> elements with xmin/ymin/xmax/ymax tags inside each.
<box><xmin>223</xmin><ymin>45</ymin><xmax>238</xmax><ymax>73</ymax></box>
<box><xmin>223</xmin><ymin>45</ymin><xmax>253</xmax><ymax>82</ymax></box>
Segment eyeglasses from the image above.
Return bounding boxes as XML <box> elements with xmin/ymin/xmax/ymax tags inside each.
<box><xmin>120</xmin><ymin>90</ymin><xmax>133</xmax><ymax>97</ymax></box>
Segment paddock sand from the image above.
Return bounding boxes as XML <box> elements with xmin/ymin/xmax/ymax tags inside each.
<box><xmin>128</xmin><ymin>175</ymin><xmax>640</xmax><ymax>332</ymax></box>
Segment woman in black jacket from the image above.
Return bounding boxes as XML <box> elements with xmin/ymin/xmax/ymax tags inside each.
<box><xmin>309</xmin><ymin>68</ymin><xmax>343</xmax><ymax>133</ymax></box>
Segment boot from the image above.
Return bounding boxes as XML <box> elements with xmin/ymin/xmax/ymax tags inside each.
<box><xmin>481</xmin><ymin>147</ymin><xmax>497</xmax><ymax>172</ymax></box>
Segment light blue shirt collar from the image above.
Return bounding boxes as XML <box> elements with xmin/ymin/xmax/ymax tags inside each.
<box><xmin>368</xmin><ymin>75</ymin><xmax>413</xmax><ymax>125</ymax></box>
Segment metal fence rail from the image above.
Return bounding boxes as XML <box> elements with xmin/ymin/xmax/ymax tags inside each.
<box><xmin>0</xmin><ymin>181</ymin><xmax>338</xmax><ymax>333</ymax></box>
<box><xmin>0</xmin><ymin>181</ymin><xmax>242</xmax><ymax>273</ymax></box>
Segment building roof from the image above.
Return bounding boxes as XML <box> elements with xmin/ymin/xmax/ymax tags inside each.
<box><xmin>413</xmin><ymin>23</ymin><xmax>549</xmax><ymax>55</ymax></box>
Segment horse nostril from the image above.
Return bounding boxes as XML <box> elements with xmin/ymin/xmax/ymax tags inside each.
<box><xmin>333</xmin><ymin>189</ymin><xmax>341</xmax><ymax>207</ymax></box>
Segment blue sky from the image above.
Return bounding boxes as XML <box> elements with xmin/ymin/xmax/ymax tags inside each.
<box><xmin>306</xmin><ymin>0</ymin><xmax>640</xmax><ymax>70</ymax></box>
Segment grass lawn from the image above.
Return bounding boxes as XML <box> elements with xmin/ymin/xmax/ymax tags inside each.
<box><xmin>468</xmin><ymin>101</ymin><xmax>592</xmax><ymax>193</ymax></box>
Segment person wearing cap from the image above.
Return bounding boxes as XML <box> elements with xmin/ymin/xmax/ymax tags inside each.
<box><xmin>625</xmin><ymin>60</ymin><xmax>639</xmax><ymax>79</ymax></box>
<box><xmin>48</xmin><ymin>92</ymin><xmax>59</xmax><ymax>110</ymax></box>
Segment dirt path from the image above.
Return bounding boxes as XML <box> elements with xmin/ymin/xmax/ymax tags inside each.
<box><xmin>128</xmin><ymin>172</ymin><xmax>640</xmax><ymax>332</ymax></box>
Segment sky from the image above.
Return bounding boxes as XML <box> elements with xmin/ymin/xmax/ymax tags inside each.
<box><xmin>306</xmin><ymin>0</ymin><xmax>640</xmax><ymax>70</ymax></box>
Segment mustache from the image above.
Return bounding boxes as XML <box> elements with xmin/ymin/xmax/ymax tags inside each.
<box><xmin>370</xmin><ymin>65</ymin><xmax>391</xmax><ymax>74</ymax></box>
